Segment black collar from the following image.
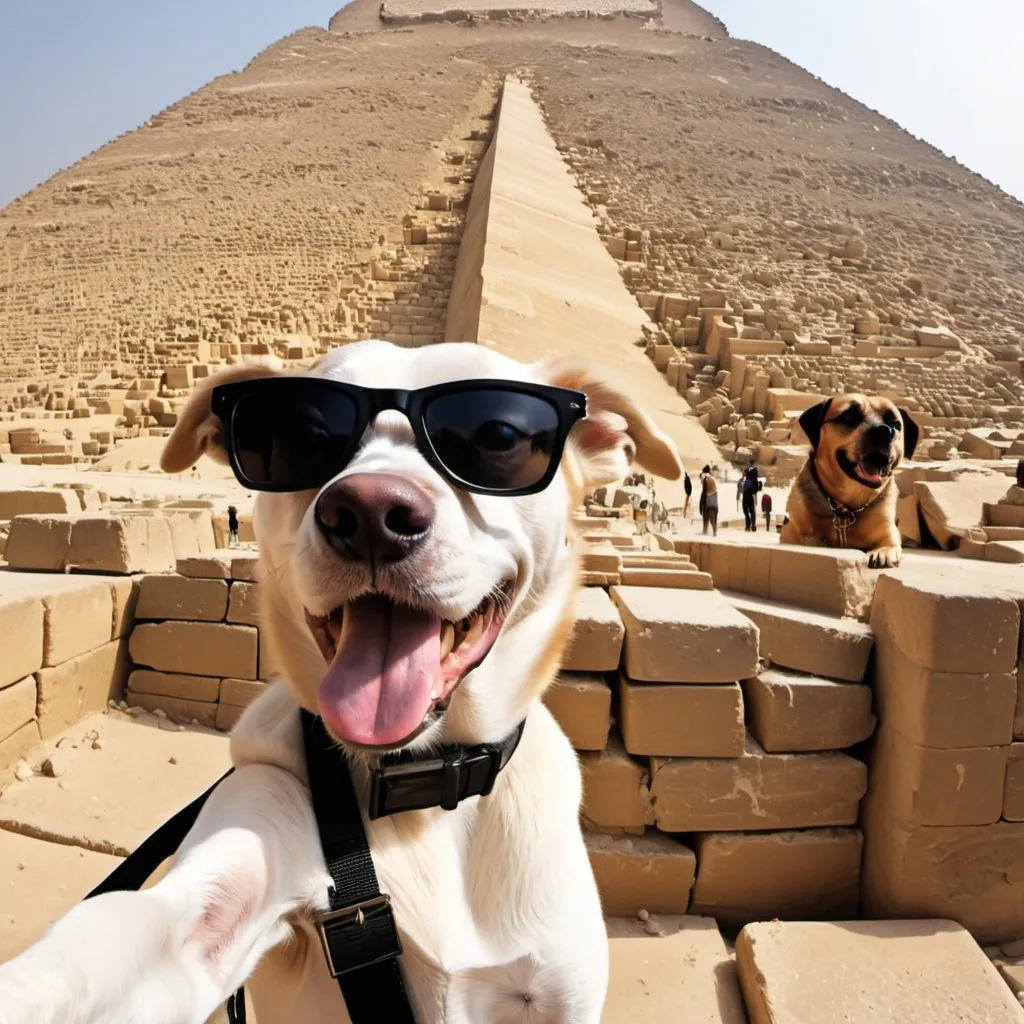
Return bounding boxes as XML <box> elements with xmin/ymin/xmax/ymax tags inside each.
<box><xmin>367</xmin><ymin>719</ymin><xmax>526</xmax><ymax>819</ymax></box>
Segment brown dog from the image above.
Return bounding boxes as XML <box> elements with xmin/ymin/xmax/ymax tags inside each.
<box><xmin>780</xmin><ymin>393</ymin><xmax>919</xmax><ymax>568</ymax></box>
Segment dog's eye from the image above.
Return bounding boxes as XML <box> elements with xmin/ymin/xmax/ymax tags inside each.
<box><xmin>885</xmin><ymin>414</ymin><xmax>902</xmax><ymax>431</ymax></box>
<box><xmin>473</xmin><ymin>421</ymin><xmax>523</xmax><ymax>452</ymax></box>
<box><xmin>835</xmin><ymin>408</ymin><xmax>862</xmax><ymax>427</ymax></box>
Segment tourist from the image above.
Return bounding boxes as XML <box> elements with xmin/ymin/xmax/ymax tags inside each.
<box><xmin>700</xmin><ymin>465</ymin><xmax>718</xmax><ymax>537</ymax></box>
<box><xmin>742</xmin><ymin>462</ymin><xmax>762</xmax><ymax>532</ymax></box>
<box><xmin>227</xmin><ymin>505</ymin><xmax>240</xmax><ymax>547</ymax></box>
<box><xmin>762</xmin><ymin>489</ymin><xmax>773</xmax><ymax>531</ymax></box>
<box><xmin>683</xmin><ymin>471</ymin><xmax>692</xmax><ymax>520</ymax></box>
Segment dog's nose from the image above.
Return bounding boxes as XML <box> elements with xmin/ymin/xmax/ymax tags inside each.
<box><xmin>867</xmin><ymin>423</ymin><xmax>897</xmax><ymax>446</ymax></box>
<box><xmin>315</xmin><ymin>473</ymin><xmax>435</xmax><ymax>562</ymax></box>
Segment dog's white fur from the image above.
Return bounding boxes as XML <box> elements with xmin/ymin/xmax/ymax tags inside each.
<box><xmin>0</xmin><ymin>341</ymin><xmax>680</xmax><ymax>1024</ymax></box>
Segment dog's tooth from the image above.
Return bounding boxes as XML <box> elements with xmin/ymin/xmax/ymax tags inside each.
<box><xmin>440</xmin><ymin>621</ymin><xmax>456</xmax><ymax>659</ymax></box>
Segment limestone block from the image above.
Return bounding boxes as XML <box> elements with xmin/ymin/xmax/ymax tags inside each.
<box><xmin>215</xmin><ymin>703</ymin><xmax>245</xmax><ymax>731</ymax></box>
<box><xmin>135</xmin><ymin>575</ymin><xmax>228</xmax><ymax>622</ymax></box>
<box><xmin>872</xmin><ymin>572</ymin><xmax>1020</xmax><ymax>674</ymax></box>
<box><xmin>872</xmin><ymin>608</ymin><xmax>1016</xmax><ymax>748</ymax></box>
<box><xmin>163</xmin><ymin>514</ymin><xmax>205</xmax><ymax>561</ymax></box>
<box><xmin>127</xmin><ymin>669</ymin><xmax>220</xmax><ymax>703</ymax></box>
<box><xmin>986</xmin><ymin>503</ymin><xmax>1024</xmax><ymax>528</ymax></box>
<box><xmin>869</xmin><ymin>725</ymin><xmax>1008</xmax><ymax>827</ymax></box>
<box><xmin>0</xmin><ymin>721</ymin><xmax>41</xmax><ymax>775</ymax></box>
<box><xmin>617</xmin><ymin>568</ymin><xmax>713</xmax><ymax>589</ymax></box>
<box><xmin>562</xmin><ymin>588</ymin><xmax>625</xmax><ymax>672</ymax></box>
<box><xmin>0</xmin><ymin>595</ymin><xmax>44</xmax><ymax>689</ymax></box>
<box><xmin>1005</xmin><ymin>743</ymin><xmax>1024</xmax><ymax>821</ymax></box>
<box><xmin>768</xmin><ymin>547</ymin><xmax>875</xmax><ymax>621</ymax></box>
<box><xmin>3</xmin><ymin>514</ymin><xmax>77</xmax><ymax>570</ymax></box>
<box><xmin>219</xmin><ymin>678</ymin><xmax>265</xmax><ymax>707</ymax></box>
<box><xmin>604</xmin><ymin>916</ymin><xmax>746</xmax><ymax>1024</ymax></box>
<box><xmin>0</xmin><ymin>490</ymin><xmax>79</xmax><ymax>519</ymax></box>
<box><xmin>129</xmin><ymin>622</ymin><xmax>258</xmax><ymax>680</ymax></box>
<box><xmin>650</xmin><ymin>737</ymin><xmax>866</xmax><ymax>832</ymax></box>
<box><xmin>230</xmin><ymin>554</ymin><xmax>261</xmax><ymax>581</ymax></box>
<box><xmin>736</xmin><ymin>920</ymin><xmax>1023</xmax><ymax>1024</ymax></box>
<box><xmin>226</xmin><ymin>581</ymin><xmax>260</xmax><ymax>627</ymax></box>
<box><xmin>126</xmin><ymin>692</ymin><xmax>217</xmax><ymax>729</ymax></box>
<box><xmin>579</xmin><ymin>733</ymin><xmax>649</xmax><ymax>830</ymax></box>
<box><xmin>610</xmin><ymin>587</ymin><xmax>758</xmax><ymax>683</ymax></box>
<box><xmin>42</xmin><ymin>581</ymin><xmax>114</xmax><ymax>667</ymax></box>
<box><xmin>914</xmin><ymin>478</ymin><xmax>1007</xmax><ymax>549</ymax></box>
<box><xmin>109</xmin><ymin>577</ymin><xmax>139</xmax><ymax>639</ymax></box>
<box><xmin>743</xmin><ymin>669</ymin><xmax>876</xmax><ymax>753</ymax></box>
<box><xmin>176</xmin><ymin>551</ymin><xmax>233</xmax><ymax>580</ymax></box>
<box><xmin>36</xmin><ymin>639</ymin><xmax>129</xmax><ymax>739</ymax></box>
<box><xmin>581</xmin><ymin>546</ymin><xmax>622</xmax><ymax>573</ymax></box>
<box><xmin>618</xmin><ymin>677</ymin><xmax>744</xmax><ymax>757</ymax></box>
<box><xmin>690</xmin><ymin>828</ymin><xmax>862</xmax><ymax>928</ymax></box>
<box><xmin>586</xmin><ymin>830</ymin><xmax>695</xmax><ymax>917</ymax></box>
<box><xmin>0</xmin><ymin>676</ymin><xmax>36</xmax><ymax>744</ymax></box>
<box><xmin>67</xmin><ymin>516</ymin><xmax>175</xmax><ymax>574</ymax></box>
<box><xmin>542</xmin><ymin>672</ymin><xmax>612</xmax><ymax>751</ymax></box>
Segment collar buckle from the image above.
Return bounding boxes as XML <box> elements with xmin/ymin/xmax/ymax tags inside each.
<box><xmin>314</xmin><ymin>893</ymin><xmax>403</xmax><ymax>978</ymax></box>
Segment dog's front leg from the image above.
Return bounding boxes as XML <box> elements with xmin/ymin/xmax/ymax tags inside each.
<box><xmin>0</xmin><ymin>764</ymin><xmax>326</xmax><ymax>1024</ymax></box>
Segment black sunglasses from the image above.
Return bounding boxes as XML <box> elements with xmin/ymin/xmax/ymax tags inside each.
<box><xmin>210</xmin><ymin>377</ymin><xmax>588</xmax><ymax>496</ymax></box>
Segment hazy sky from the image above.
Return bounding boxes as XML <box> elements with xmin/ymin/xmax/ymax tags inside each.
<box><xmin>0</xmin><ymin>1</ymin><xmax>1021</xmax><ymax>207</ymax></box>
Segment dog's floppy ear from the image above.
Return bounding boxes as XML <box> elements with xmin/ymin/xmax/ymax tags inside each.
<box><xmin>797</xmin><ymin>398</ymin><xmax>833</xmax><ymax>451</ymax></box>
<box><xmin>899</xmin><ymin>408</ymin><xmax>920</xmax><ymax>460</ymax></box>
<box><xmin>540</xmin><ymin>359</ymin><xmax>682</xmax><ymax>486</ymax></box>
<box><xmin>160</xmin><ymin>364</ymin><xmax>279</xmax><ymax>474</ymax></box>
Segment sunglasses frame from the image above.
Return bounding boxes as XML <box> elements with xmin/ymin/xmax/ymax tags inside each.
<box><xmin>210</xmin><ymin>376</ymin><xmax>588</xmax><ymax>497</ymax></box>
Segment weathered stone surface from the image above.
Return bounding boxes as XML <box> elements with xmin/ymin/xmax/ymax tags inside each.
<box><xmin>0</xmin><ymin>830</ymin><xmax>123</xmax><ymax>963</ymax></box>
<box><xmin>862</xmin><ymin>799</ymin><xmax>1024</xmax><ymax>944</ymax></box>
<box><xmin>2</xmin><ymin>514</ymin><xmax>76</xmax><ymax>570</ymax></box>
<box><xmin>690</xmin><ymin>828</ymin><xmax>862</xmax><ymax>928</ymax></box>
<box><xmin>767</xmin><ymin>546</ymin><xmax>876</xmax><ymax>621</ymax></box>
<box><xmin>872</xmin><ymin>571</ymin><xmax>1020</xmax><ymax>674</ymax></box>
<box><xmin>176</xmin><ymin>551</ymin><xmax>234</xmax><ymax>580</ymax></box>
<box><xmin>743</xmin><ymin>668</ymin><xmax>875</xmax><ymax>753</ymax></box>
<box><xmin>219</xmin><ymin>678</ymin><xmax>266</xmax><ymax>707</ymax></box>
<box><xmin>872</xmin><ymin>607</ymin><xmax>1016</xmax><ymax>748</ymax></box>
<box><xmin>610</xmin><ymin>586</ymin><xmax>758</xmax><ymax>683</ymax></box>
<box><xmin>41</xmin><ymin>581</ymin><xmax>113</xmax><ymax>667</ymax></box>
<box><xmin>619</xmin><ymin>677</ymin><xmax>744</xmax><ymax>757</ymax></box>
<box><xmin>543</xmin><ymin>672</ymin><xmax>612</xmax><ymax>751</ymax></box>
<box><xmin>129</xmin><ymin>621</ymin><xmax>258</xmax><ymax>680</ymax></box>
<box><xmin>0</xmin><ymin>594</ymin><xmax>44</xmax><ymax>689</ymax></box>
<box><xmin>586</xmin><ymin>830</ymin><xmax>695</xmax><ymax>917</ymax></box>
<box><xmin>562</xmin><ymin>587</ymin><xmax>625</xmax><ymax>672</ymax></box>
<box><xmin>128</xmin><ymin>669</ymin><xmax>221</xmax><ymax>703</ymax></box>
<box><xmin>869</xmin><ymin>725</ymin><xmax>1008</xmax><ymax>827</ymax></box>
<box><xmin>737</xmin><ymin>919</ymin><xmax>1024</xmax><ymax>1023</ymax></box>
<box><xmin>127</xmin><ymin>692</ymin><xmax>218</xmax><ymax>729</ymax></box>
<box><xmin>0</xmin><ymin>710</ymin><xmax>230</xmax><ymax>857</ymax></box>
<box><xmin>727</xmin><ymin>593</ymin><xmax>873</xmax><ymax>682</ymax></box>
<box><xmin>226</xmin><ymin>581</ymin><xmax>260</xmax><ymax>627</ymax></box>
<box><xmin>0</xmin><ymin>676</ymin><xmax>36</xmax><ymax>745</ymax></box>
<box><xmin>0</xmin><ymin>721</ymin><xmax>41</xmax><ymax>775</ymax></box>
<box><xmin>67</xmin><ymin>515</ymin><xmax>175</xmax><ymax>574</ymax></box>
<box><xmin>135</xmin><ymin>574</ymin><xmax>229</xmax><ymax>622</ymax></box>
<box><xmin>603</xmin><ymin>916</ymin><xmax>746</xmax><ymax>1024</ymax></box>
<box><xmin>579</xmin><ymin>733</ymin><xmax>649</xmax><ymax>831</ymax></box>
<box><xmin>36</xmin><ymin>640</ymin><xmax>129</xmax><ymax>739</ymax></box>
<box><xmin>1005</xmin><ymin>743</ymin><xmax>1024</xmax><ymax>822</ymax></box>
<box><xmin>649</xmin><ymin>737</ymin><xmax>866</xmax><ymax>832</ymax></box>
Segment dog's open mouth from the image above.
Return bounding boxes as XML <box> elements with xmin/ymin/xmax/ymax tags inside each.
<box><xmin>837</xmin><ymin>449</ymin><xmax>892</xmax><ymax>489</ymax></box>
<box><xmin>304</xmin><ymin>586</ymin><xmax>510</xmax><ymax>749</ymax></box>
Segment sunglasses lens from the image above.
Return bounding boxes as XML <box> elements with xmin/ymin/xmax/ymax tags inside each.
<box><xmin>230</xmin><ymin>381</ymin><xmax>360</xmax><ymax>489</ymax></box>
<box><xmin>423</xmin><ymin>389</ymin><xmax>561</xmax><ymax>492</ymax></box>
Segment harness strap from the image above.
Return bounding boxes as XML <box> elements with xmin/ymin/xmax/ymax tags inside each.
<box><xmin>301</xmin><ymin>709</ymin><xmax>417</xmax><ymax>1023</ymax></box>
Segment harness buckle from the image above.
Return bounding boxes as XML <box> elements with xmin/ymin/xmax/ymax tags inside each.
<box><xmin>314</xmin><ymin>893</ymin><xmax>403</xmax><ymax>978</ymax></box>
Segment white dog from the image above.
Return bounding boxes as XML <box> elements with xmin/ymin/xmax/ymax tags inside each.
<box><xmin>0</xmin><ymin>341</ymin><xmax>681</xmax><ymax>1024</ymax></box>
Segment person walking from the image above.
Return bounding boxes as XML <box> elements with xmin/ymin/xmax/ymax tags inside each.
<box><xmin>742</xmin><ymin>463</ymin><xmax>761</xmax><ymax>532</ymax></box>
<box><xmin>683</xmin><ymin>471</ymin><xmax>693</xmax><ymax>520</ymax></box>
<box><xmin>227</xmin><ymin>505</ymin><xmax>240</xmax><ymax>548</ymax></box>
<box><xmin>761</xmin><ymin>489</ymin><xmax>773</xmax><ymax>531</ymax></box>
<box><xmin>736</xmin><ymin>473</ymin><xmax>744</xmax><ymax>513</ymax></box>
<box><xmin>700</xmin><ymin>465</ymin><xmax>719</xmax><ymax>537</ymax></box>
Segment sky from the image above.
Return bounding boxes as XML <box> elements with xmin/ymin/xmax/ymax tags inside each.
<box><xmin>700</xmin><ymin>0</ymin><xmax>1024</xmax><ymax>202</ymax></box>
<box><xmin>0</xmin><ymin>1</ymin><xmax>1021</xmax><ymax>207</ymax></box>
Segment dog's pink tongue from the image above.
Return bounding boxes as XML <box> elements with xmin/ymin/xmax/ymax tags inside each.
<box><xmin>317</xmin><ymin>595</ymin><xmax>442</xmax><ymax>747</ymax></box>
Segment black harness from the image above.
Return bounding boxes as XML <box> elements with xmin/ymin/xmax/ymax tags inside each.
<box><xmin>85</xmin><ymin>710</ymin><xmax>526</xmax><ymax>1023</ymax></box>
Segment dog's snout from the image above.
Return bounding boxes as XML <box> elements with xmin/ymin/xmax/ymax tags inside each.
<box><xmin>867</xmin><ymin>422</ymin><xmax>897</xmax><ymax>446</ymax></box>
<box><xmin>315</xmin><ymin>473</ymin><xmax>435</xmax><ymax>562</ymax></box>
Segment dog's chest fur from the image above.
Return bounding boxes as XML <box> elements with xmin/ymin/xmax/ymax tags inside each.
<box><xmin>232</xmin><ymin>683</ymin><xmax>603</xmax><ymax>1024</ymax></box>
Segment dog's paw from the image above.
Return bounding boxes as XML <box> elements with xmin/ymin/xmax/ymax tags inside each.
<box><xmin>867</xmin><ymin>545</ymin><xmax>901</xmax><ymax>569</ymax></box>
